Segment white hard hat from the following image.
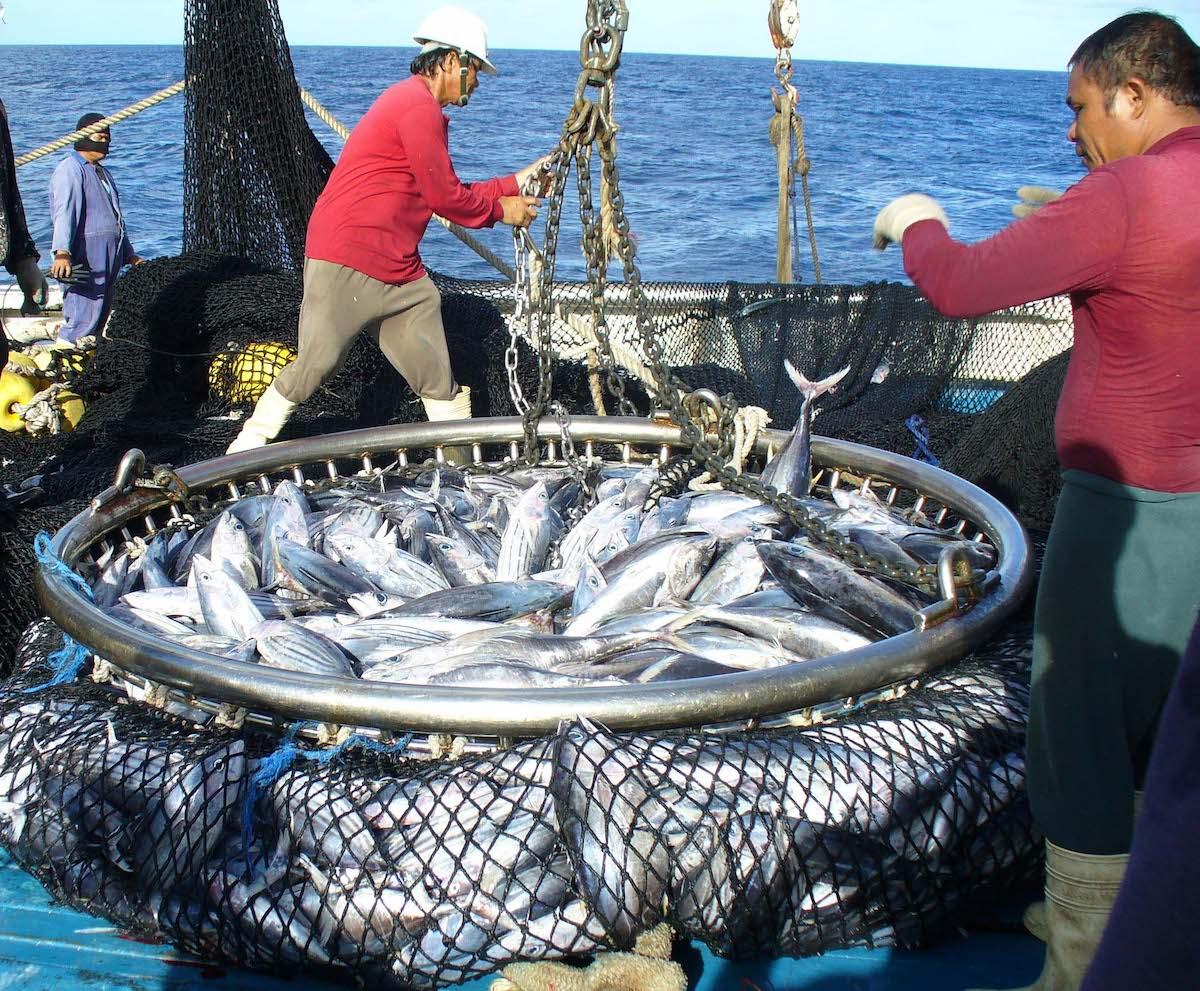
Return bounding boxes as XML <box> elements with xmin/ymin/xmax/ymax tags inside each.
<box><xmin>413</xmin><ymin>6</ymin><xmax>497</xmax><ymax>75</ymax></box>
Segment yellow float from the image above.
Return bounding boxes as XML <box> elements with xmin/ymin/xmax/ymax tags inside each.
<box><xmin>0</xmin><ymin>370</ymin><xmax>39</xmax><ymax>432</ymax></box>
<box><xmin>0</xmin><ymin>347</ymin><xmax>91</xmax><ymax>433</ymax></box>
<box><xmin>53</xmin><ymin>389</ymin><xmax>86</xmax><ymax>433</ymax></box>
<box><xmin>209</xmin><ymin>341</ymin><xmax>296</xmax><ymax>403</ymax></box>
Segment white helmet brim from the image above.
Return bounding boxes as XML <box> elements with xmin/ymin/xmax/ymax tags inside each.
<box><xmin>415</xmin><ymin>40</ymin><xmax>497</xmax><ymax>75</ymax></box>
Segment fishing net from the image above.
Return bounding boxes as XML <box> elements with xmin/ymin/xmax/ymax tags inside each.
<box><xmin>182</xmin><ymin>0</ymin><xmax>333</xmax><ymax>268</ymax></box>
<box><xmin>0</xmin><ymin>0</ymin><xmax>1075</xmax><ymax>549</ymax></box>
<box><xmin>0</xmin><ymin>606</ymin><xmax>1037</xmax><ymax>986</ymax></box>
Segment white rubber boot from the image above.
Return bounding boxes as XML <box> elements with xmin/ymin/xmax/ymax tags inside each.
<box><xmin>226</xmin><ymin>383</ymin><xmax>297</xmax><ymax>454</ymax></box>
<box><xmin>421</xmin><ymin>385</ymin><xmax>473</xmax><ymax>466</ymax></box>
<box><xmin>969</xmin><ymin>840</ymin><xmax>1127</xmax><ymax>991</ymax></box>
<box><xmin>1022</xmin><ymin>790</ymin><xmax>1141</xmax><ymax>943</ymax></box>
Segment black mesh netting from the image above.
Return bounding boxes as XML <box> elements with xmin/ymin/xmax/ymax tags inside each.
<box><xmin>0</xmin><ymin>608</ymin><xmax>1037</xmax><ymax>986</ymax></box>
<box><xmin>183</xmin><ymin>0</ymin><xmax>333</xmax><ymax>268</ymax></box>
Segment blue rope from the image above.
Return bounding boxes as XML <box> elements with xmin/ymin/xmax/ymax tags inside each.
<box><xmin>25</xmin><ymin>532</ymin><xmax>96</xmax><ymax>693</ymax></box>
<box><xmin>905</xmin><ymin>415</ymin><xmax>941</xmax><ymax>467</ymax></box>
<box><xmin>33</xmin><ymin>531</ymin><xmax>95</xmax><ymax>601</ymax></box>
<box><xmin>239</xmin><ymin>722</ymin><xmax>414</xmax><ymax>869</ymax></box>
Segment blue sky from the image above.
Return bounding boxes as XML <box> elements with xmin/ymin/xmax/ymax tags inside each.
<box><xmin>0</xmin><ymin>1</ymin><xmax>1197</xmax><ymax>71</ymax></box>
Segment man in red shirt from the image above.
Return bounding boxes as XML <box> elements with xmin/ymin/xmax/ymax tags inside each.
<box><xmin>874</xmin><ymin>12</ymin><xmax>1200</xmax><ymax>990</ymax></box>
<box><xmin>228</xmin><ymin>5</ymin><xmax>547</xmax><ymax>456</ymax></box>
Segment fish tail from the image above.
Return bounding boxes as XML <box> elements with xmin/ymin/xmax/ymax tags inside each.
<box><xmin>783</xmin><ymin>360</ymin><xmax>852</xmax><ymax>403</ymax></box>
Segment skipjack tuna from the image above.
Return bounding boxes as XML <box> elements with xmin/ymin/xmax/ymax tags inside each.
<box><xmin>88</xmin><ymin>363</ymin><xmax>994</xmax><ymax>694</ymax></box>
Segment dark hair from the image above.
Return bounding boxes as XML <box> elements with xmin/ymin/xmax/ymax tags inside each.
<box><xmin>75</xmin><ymin>112</ymin><xmax>108</xmax><ymax>133</ymax></box>
<box><xmin>410</xmin><ymin>47</ymin><xmax>479</xmax><ymax>78</ymax></box>
<box><xmin>1070</xmin><ymin>11</ymin><xmax>1200</xmax><ymax>109</ymax></box>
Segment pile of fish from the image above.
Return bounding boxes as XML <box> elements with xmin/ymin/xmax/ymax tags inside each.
<box><xmin>0</xmin><ymin>366</ymin><xmax>1032</xmax><ymax>985</ymax></box>
<box><xmin>0</xmin><ymin>617</ymin><xmax>1036</xmax><ymax>987</ymax></box>
<box><xmin>84</xmin><ymin>362</ymin><xmax>996</xmax><ymax>694</ymax></box>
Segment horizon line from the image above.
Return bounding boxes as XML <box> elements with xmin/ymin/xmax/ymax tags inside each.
<box><xmin>0</xmin><ymin>42</ymin><xmax>1069</xmax><ymax>74</ymax></box>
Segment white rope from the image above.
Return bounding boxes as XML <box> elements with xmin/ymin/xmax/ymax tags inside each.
<box><xmin>317</xmin><ymin>723</ymin><xmax>352</xmax><ymax>747</ymax></box>
<box><xmin>2</xmin><ymin>359</ymin><xmax>40</xmax><ymax>378</ymax></box>
<box><xmin>427</xmin><ymin>733</ymin><xmax>469</xmax><ymax>760</ymax></box>
<box><xmin>688</xmin><ymin>404</ymin><xmax>771</xmax><ymax>491</ymax></box>
<box><xmin>215</xmin><ymin>704</ymin><xmax>248</xmax><ymax>731</ymax></box>
<box><xmin>14</xmin><ymin>81</ymin><xmax>187</xmax><ymax>167</ymax></box>
<box><xmin>143</xmin><ymin>681</ymin><xmax>171</xmax><ymax>710</ymax></box>
<box><xmin>15</xmin><ymin>381</ymin><xmax>68</xmax><ymax>435</ymax></box>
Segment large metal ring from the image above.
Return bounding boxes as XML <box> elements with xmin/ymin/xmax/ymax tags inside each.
<box><xmin>37</xmin><ymin>416</ymin><xmax>1033</xmax><ymax>738</ymax></box>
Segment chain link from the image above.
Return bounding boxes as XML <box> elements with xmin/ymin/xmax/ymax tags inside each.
<box><xmin>508</xmin><ymin>228</ymin><xmax>536</xmax><ymax>415</ymax></box>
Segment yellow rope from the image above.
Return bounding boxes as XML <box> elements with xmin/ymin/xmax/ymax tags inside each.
<box><xmin>298</xmin><ymin>86</ymin><xmax>516</xmax><ymax>280</ymax></box>
<box><xmin>297</xmin><ymin>86</ymin><xmax>351</xmax><ymax>140</ymax></box>
<box><xmin>14</xmin><ymin>81</ymin><xmax>187</xmax><ymax>167</ymax></box>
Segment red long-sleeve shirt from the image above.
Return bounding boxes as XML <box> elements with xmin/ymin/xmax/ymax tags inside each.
<box><xmin>902</xmin><ymin>125</ymin><xmax>1200</xmax><ymax>493</ymax></box>
<box><xmin>306</xmin><ymin>75</ymin><xmax>518</xmax><ymax>284</ymax></box>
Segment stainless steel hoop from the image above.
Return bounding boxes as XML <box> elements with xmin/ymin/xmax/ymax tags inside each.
<box><xmin>36</xmin><ymin>416</ymin><xmax>1033</xmax><ymax>737</ymax></box>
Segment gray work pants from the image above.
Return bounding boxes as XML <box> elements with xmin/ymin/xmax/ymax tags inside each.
<box><xmin>273</xmin><ymin>259</ymin><xmax>457</xmax><ymax>404</ymax></box>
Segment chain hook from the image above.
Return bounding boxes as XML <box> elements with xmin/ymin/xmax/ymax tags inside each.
<box><xmin>915</xmin><ymin>545</ymin><xmax>983</xmax><ymax>630</ymax></box>
<box><xmin>90</xmin><ymin>448</ymin><xmax>147</xmax><ymax>513</ymax></box>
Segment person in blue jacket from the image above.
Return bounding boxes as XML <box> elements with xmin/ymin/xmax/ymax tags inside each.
<box><xmin>48</xmin><ymin>113</ymin><xmax>140</xmax><ymax>344</ymax></box>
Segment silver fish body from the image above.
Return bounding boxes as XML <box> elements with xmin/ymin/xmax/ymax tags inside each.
<box><xmin>254</xmin><ymin>620</ymin><xmax>359</xmax><ymax>677</ymax></box>
<box><xmin>192</xmin><ymin>554</ymin><xmax>265</xmax><ymax>641</ymax></box>
<box><xmin>760</xmin><ymin>361</ymin><xmax>851</xmax><ymax>497</ymax></box>
<box><xmin>757</xmin><ymin>540</ymin><xmax>919</xmax><ymax>637</ymax></box>
<box><xmin>496</xmin><ymin>482</ymin><xmax>559</xmax><ymax>581</ymax></box>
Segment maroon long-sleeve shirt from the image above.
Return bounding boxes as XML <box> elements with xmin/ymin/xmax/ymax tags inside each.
<box><xmin>902</xmin><ymin>125</ymin><xmax>1200</xmax><ymax>493</ymax></box>
<box><xmin>306</xmin><ymin>75</ymin><xmax>517</xmax><ymax>284</ymax></box>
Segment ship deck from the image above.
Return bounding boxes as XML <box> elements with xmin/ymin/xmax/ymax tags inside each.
<box><xmin>0</xmin><ymin>848</ymin><xmax>1044</xmax><ymax>991</ymax></box>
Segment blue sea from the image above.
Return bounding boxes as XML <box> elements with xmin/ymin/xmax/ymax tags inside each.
<box><xmin>0</xmin><ymin>45</ymin><xmax>1082</xmax><ymax>285</ymax></box>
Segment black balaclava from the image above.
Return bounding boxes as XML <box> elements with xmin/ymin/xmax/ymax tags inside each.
<box><xmin>73</xmin><ymin>113</ymin><xmax>111</xmax><ymax>155</ymax></box>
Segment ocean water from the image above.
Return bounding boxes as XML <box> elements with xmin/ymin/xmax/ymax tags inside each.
<box><xmin>0</xmin><ymin>45</ymin><xmax>1082</xmax><ymax>285</ymax></box>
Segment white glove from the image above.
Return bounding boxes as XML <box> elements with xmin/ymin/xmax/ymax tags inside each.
<box><xmin>1012</xmin><ymin>185</ymin><xmax>1062</xmax><ymax>219</ymax></box>
<box><xmin>13</xmin><ymin>255</ymin><xmax>48</xmax><ymax>314</ymax></box>
<box><xmin>873</xmin><ymin>193</ymin><xmax>949</xmax><ymax>250</ymax></box>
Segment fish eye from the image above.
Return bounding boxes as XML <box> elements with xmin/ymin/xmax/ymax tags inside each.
<box><xmin>375</xmin><ymin>593</ymin><xmax>388</xmax><ymax>604</ymax></box>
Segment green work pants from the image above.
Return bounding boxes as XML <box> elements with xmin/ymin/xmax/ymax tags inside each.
<box><xmin>1027</xmin><ymin>469</ymin><xmax>1200</xmax><ymax>855</ymax></box>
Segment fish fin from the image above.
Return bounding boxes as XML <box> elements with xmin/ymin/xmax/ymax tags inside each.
<box><xmin>783</xmin><ymin>359</ymin><xmax>853</xmax><ymax>401</ymax></box>
<box><xmin>664</xmin><ymin>606</ymin><xmax>711</xmax><ymax>633</ymax></box>
<box><xmin>295</xmin><ymin>853</ymin><xmax>327</xmax><ymax>891</ymax></box>
<box><xmin>653</xmin><ymin>633</ymin><xmax>696</xmax><ymax>656</ymax></box>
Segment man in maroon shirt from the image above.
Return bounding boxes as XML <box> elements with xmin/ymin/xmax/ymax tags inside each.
<box><xmin>874</xmin><ymin>12</ymin><xmax>1200</xmax><ymax>991</ymax></box>
<box><xmin>228</xmin><ymin>5</ymin><xmax>547</xmax><ymax>456</ymax></box>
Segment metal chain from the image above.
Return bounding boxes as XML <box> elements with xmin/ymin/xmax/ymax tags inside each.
<box><xmin>508</xmin><ymin>229</ymin><xmax>536</xmax><ymax>415</ymax></box>
<box><xmin>516</xmin><ymin>0</ymin><xmax>630</xmax><ymax>464</ymax></box>
<box><xmin>548</xmin><ymin>401</ymin><xmax>595</xmax><ymax>516</ymax></box>
<box><xmin>520</xmin><ymin>0</ymin><xmax>939</xmax><ymax>594</ymax></box>
<box><xmin>577</xmin><ymin>141</ymin><xmax>637</xmax><ymax>417</ymax></box>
